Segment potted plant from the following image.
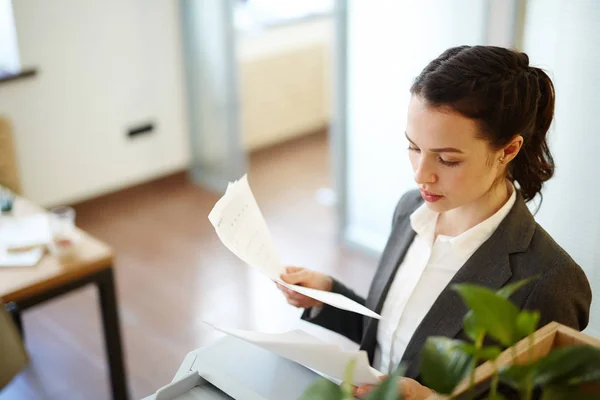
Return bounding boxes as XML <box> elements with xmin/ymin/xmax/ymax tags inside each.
<box><xmin>299</xmin><ymin>278</ymin><xmax>600</xmax><ymax>399</ymax></box>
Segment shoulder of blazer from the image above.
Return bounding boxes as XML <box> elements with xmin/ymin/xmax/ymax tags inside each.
<box><xmin>493</xmin><ymin>191</ymin><xmax>589</xmax><ymax>308</ymax></box>
<box><xmin>392</xmin><ymin>189</ymin><xmax>423</xmax><ymax>226</ymax></box>
<box><xmin>513</xmin><ymin>221</ymin><xmax>591</xmax><ymax>330</ymax></box>
<box><xmin>516</xmin><ymin>220</ymin><xmax>586</xmax><ymax>281</ymax></box>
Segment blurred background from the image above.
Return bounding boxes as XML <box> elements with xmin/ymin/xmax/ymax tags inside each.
<box><xmin>0</xmin><ymin>0</ymin><xmax>598</xmax><ymax>399</ymax></box>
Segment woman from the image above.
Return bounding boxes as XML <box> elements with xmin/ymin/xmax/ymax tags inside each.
<box><xmin>278</xmin><ymin>45</ymin><xmax>592</xmax><ymax>399</ymax></box>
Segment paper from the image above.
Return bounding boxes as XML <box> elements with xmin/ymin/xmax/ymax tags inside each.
<box><xmin>0</xmin><ymin>247</ymin><xmax>44</xmax><ymax>267</ymax></box>
<box><xmin>0</xmin><ymin>214</ymin><xmax>52</xmax><ymax>250</ymax></box>
<box><xmin>205</xmin><ymin>322</ymin><xmax>383</xmax><ymax>385</ymax></box>
<box><xmin>208</xmin><ymin>175</ymin><xmax>283</xmax><ymax>280</ymax></box>
<box><xmin>278</xmin><ymin>282</ymin><xmax>382</xmax><ymax>319</ymax></box>
<box><xmin>208</xmin><ymin>175</ymin><xmax>381</xmax><ymax>319</ymax></box>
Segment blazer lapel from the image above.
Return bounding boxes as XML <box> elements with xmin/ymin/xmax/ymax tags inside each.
<box><xmin>367</xmin><ymin>216</ymin><xmax>417</xmax><ymax>313</ymax></box>
<box><xmin>401</xmin><ymin>235</ymin><xmax>512</xmax><ymax>378</ymax></box>
<box><xmin>401</xmin><ymin>190</ymin><xmax>536</xmax><ymax>378</ymax></box>
<box><xmin>360</xmin><ymin>213</ymin><xmax>417</xmax><ymax>361</ymax></box>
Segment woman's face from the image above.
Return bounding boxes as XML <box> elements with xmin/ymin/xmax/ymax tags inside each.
<box><xmin>406</xmin><ymin>95</ymin><xmax>504</xmax><ymax>213</ymax></box>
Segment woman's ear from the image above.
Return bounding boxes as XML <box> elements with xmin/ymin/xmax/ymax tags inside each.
<box><xmin>500</xmin><ymin>135</ymin><xmax>524</xmax><ymax>164</ymax></box>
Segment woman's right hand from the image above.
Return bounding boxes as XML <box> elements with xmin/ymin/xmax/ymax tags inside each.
<box><xmin>277</xmin><ymin>266</ymin><xmax>333</xmax><ymax>309</ymax></box>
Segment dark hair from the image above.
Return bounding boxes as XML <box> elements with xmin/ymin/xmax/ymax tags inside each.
<box><xmin>410</xmin><ymin>45</ymin><xmax>555</xmax><ymax>202</ymax></box>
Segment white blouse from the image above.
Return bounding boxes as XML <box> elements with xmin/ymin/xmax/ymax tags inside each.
<box><xmin>374</xmin><ymin>187</ymin><xmax>517</xmax><ymax>373</ymax></box>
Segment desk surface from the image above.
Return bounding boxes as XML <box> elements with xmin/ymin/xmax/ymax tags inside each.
<box><xmin>0</xmin><ymin>197</ymin><xmax>114</xmax><ymax>303</ymax></box>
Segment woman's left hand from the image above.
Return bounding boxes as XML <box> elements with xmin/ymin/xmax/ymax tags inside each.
<box><xmin>354</xmin><ymin>376</ymin><xmax>438</xmax><ymax>400</ymax></box>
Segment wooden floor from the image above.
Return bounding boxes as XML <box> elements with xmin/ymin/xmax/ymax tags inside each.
<box><xmin>1</xmin><ymin>132</ymin><xmax>377</xmax><ymax>400</ymax></box>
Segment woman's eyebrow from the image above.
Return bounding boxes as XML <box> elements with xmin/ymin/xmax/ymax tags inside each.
<box><xmin>405</xmin><ymin>131</ymin><xmax>464</xmax><ymax>154</ymax></box>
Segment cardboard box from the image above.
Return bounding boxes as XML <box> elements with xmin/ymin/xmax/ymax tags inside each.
<box><xmin>452</xmin><ymin>322</ymin><xmax>600</xmax><ymax>397</ymax></box>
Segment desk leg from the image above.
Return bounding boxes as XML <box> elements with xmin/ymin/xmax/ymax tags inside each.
<box><xmin>6</xmin><ymin>302</ymin><xmax>24</xmax><ymax>339</ymax></box>
<box><xmin>97</xmin><ymin>268</ymin><xmax>129</xmax><ymax>400</ymax></box>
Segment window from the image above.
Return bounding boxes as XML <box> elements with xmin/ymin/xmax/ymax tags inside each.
<box><xmin>0</xmin><ymin>0</ymin><xmax>20</xmax><ymax>75</ymax></box>
<box><xmin>234</xmin><ymin>0</ymin><xmax>334</xmax><ymax>31</ymax></box>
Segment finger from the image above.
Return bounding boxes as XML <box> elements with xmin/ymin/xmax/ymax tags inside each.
<box><xmin>398</xmin><ymin>378</ymin><xmax>414</xmax><ymax>399</ymax></box>
<box><xmin>282</xmin><ymin>289</ymin><xmax>301</xmax><ymax>302</ymax></box>
<box><xmin>355</xmin><ymin>385</ymin><xmax>374</xmax><ymax>398</ymax></box>
<box><xmin>281</xmin><ymin>270</ymin><xmax>310</xmax><ymax>285</ymax></box>
<box><xmin>285</xmin><ymin>266</ymin><xmax>303</xmax><ymax>274</ymax></box>
<box><xmin>277</xmin><ymin>284</ymin><xmax>298</xmax><ymax>296</ymax></box>
<box><xmin>288</xmin><ymin>299</ymin><xmax>303</xmax><ymax>308</ymax></box>
<box><xmin>284</xmin><ymin>288</ymin><xmax>305</xmax><ymax>298</ymax></box>
<box><xmin>283</xmin><ymin>288</ymin><xmax>300</xmax><ymax>298</ymax></box>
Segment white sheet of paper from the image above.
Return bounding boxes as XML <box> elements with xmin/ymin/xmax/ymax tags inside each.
<box><xmin>0</xmin><ymin>247</ymin><xmax>44</xmax><ymax>267</ymax></box>
<box><xmin>277</xmin><ymin>281</ymin><xmax>382</xmax><ymax>320</ymax></box>
<box><xmin>205</xmin><ymin>323</ymin><xmax>383</xmax><ymax>385</ymax></box>
<box><xmin>208</xmin><ymin>175</ymin><xmax>381</xmax><ymax>319</ymax></box>
<box><xmin>208</xmin><ymin>175</ymin><xmax>283</xmax><ymax>280</ymax></box>
<box><xmin>0</xmin><ymin>214</ymin><xmax>52</xmax><ymax>250</ymax></box>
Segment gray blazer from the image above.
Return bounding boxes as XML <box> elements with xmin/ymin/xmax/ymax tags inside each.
<box><xmin>302</xmin><ymin>189</ymin><xmax>592</xmax><ymax>380</ymax></box>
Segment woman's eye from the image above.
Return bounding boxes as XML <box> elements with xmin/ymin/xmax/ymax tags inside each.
<box><xmin>407</xmin><ymin>146</ymin><xmax>420</xmax><ymax>153</ymax></box>
<box><xmin>438</xmin><ymin>157</ymin><xmax>461</xmax><ymax>167</ymax></box>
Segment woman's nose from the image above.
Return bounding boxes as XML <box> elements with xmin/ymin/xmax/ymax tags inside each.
<box><xmin>414</xmin><ymin>158</ymin><xmax>437</xmax><ymax>185</ymax></box>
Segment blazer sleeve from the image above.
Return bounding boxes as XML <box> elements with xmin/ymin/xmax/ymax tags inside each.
<box><xmin>301</xmin><ymin>279</ymin><xmax>366</xmax><ymax>344</ymax></box>
<box><xmin>301</xmin><ymin>190</ymin><xmax>421</xmax><ymax>343</ymax></box>
<box><xmin>523</xmin><ymin>261</ymin><xmax>592</xmax><ymax>331</ymax></box>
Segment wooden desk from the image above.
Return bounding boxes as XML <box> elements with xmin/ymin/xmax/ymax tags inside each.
<box><xmin>0</xmin><ymin>198</ymin><xmax>129</xmax><ymax>400</ymax></box>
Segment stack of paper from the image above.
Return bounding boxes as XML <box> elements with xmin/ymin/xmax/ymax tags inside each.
<box><xmin>0</xmin><ymin>214</ymin><xmax>50</xmax><ymax>267</ymax></box>
<box><xmin>207</xmin><ymin>175</ymin><xmax>384</xmax><ymax>385</ymax></box>
<box><xmin>206</xmin><ymin>322</ymin><xmax>383</xmax><ymax>386</ymax></box>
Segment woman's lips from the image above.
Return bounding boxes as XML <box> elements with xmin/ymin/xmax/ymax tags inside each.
<box><xmin>420</xmin><ymin>190</ymin><xmax>444</xmax><ymax>203</ymax></box>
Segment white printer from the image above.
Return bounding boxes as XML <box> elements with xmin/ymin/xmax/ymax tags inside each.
<box><xmin>143</xmin><ymin>336</ymin><xmax>323</xmax><ymax>400</ymax></box>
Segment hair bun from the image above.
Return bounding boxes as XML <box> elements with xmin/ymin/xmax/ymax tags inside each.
<box><xmin>519</xmin><ymin>52</ymin><xmax>530</xmax><ymax>68</ymax></box>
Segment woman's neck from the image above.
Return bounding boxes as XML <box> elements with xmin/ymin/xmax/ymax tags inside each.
<box><xmin>436</xmin><ymin>179</ymin><xmax>512</xmax><ymax>238</ymax></box>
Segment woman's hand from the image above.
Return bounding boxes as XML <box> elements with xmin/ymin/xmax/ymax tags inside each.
<box><xmin>277</xmin><ymin>266</ymin><xmax>333</xmax><ymax>308</ymax></box>
<box><xmin>354</xmin><ymin>377</ymin><xmax>438</xmax><ymax>400</ymax></box>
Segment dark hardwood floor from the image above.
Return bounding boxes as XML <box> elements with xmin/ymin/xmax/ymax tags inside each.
<box><xmin>0</xmin><ymin>132</ymin><xmax>377</xmax><ymax>400</ymax></box>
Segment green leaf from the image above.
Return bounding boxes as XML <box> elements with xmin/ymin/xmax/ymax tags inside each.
<box><xmin>340</xmin><ymin>358</ymin><xmax>357</xmax><ymax>399</ymax></box>
<box><xmin>420</xmin><ymin>337</ymin><xmax>473</xmax><ymax>395</ymax></box>
<box><xmin>540</xmin><ymin>386</ymin><xmax>570</xmax><ymax>400</ymax></box>
<box><xmin>516</xmin><ymin>310</ymin><xmax>540</xmax><ymax>338</ymax></box>
<box><xmin>567</xmin><ymin>368</ymin><xmax>600</xmax><ymax>386</ymax></box>
<box><xmin>463</xmin><ymin>310</ymin><xmax>485</xmax><ymax>343</ymax></box>
<box><xmin>365</xmin><ymin>365</ymin><xmax>405</xmax><ymax>400</ymax></box>
<box><xmin>533</xmin><ymin>345</ymin><xmax>600</xmax><ymax>387</ymax></box>
<box><xmin>461</xmin><ymin>278</ymin><xmax>540</xmax><ymax>344</ymax></box>
<box><xmin>453</xmin><ymin>284</ymin><xmax>521</xmax><ymax>346</ymax></box>
<box><xmin>299</xmin><ymin>378</ymin><xmax>343</xmax><ymax>400</ymax></box>
<box><xmin>485</xmin><ymin>394</ymin><xmax>508</xmax><ymax>400</ymax></box>
<box><xmin>455</xmin><ymin>343</ymin><xmax>503</xmax><ymax>361</ymax></box>
<box><xmin>499</xmin><ymin>363</ymin><xmax>535</xmax><ymax>392</ymax></box>
<box><xmin>496</xmin><ymin>276</ymin><xmax>539</xmax><ymax>299</ymax></box>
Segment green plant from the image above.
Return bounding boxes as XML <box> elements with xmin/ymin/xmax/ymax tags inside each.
<box><xmin>299</xmin><ymin>278</ymin><xmax>600</xmax><ymax>399</ymax></box>
<box><xmin>299</xmin><ymin>360</ymin><xmax>406</xmax><ymax>400</ymax></box>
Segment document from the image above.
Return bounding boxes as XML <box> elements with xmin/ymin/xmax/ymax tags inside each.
<box><xmin>0</xmin><ymin>247</ymin><xmax>44</xmax><ymax>268</ymax></box>
<box><xmin>205</xmin><ymin>322</ymin><xmax>383</xmax><ymax>385</ymax></box>
<box><xmin>0</xmin><ymin>214</ymin><xmax>52</xmax><ymax>250</ymax></box>
<box><xmin>208</xmin><ymin>175</ymin><xmax>381</xmax><ymax>319</ymax></box>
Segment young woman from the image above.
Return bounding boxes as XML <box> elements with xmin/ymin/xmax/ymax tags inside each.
<box><xmin>278</xmin><ymin>45</ymin><xmax>592</xmax><ymax>399</ymax></box>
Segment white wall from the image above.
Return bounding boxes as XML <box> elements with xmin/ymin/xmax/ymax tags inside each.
<box><xmin>343</xmin><ymin>0</ymin><xmax>487</xmax><ymax>252</ymax></box>
<box><xmin>0</xmin><ymin>0</ymin><xmax>189</xmax><ymax>206</ymax></box>
<box><xmin>523</xmin><ymin>0</ymin><xmax>600</xmax><ymax>337</ymax></box>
